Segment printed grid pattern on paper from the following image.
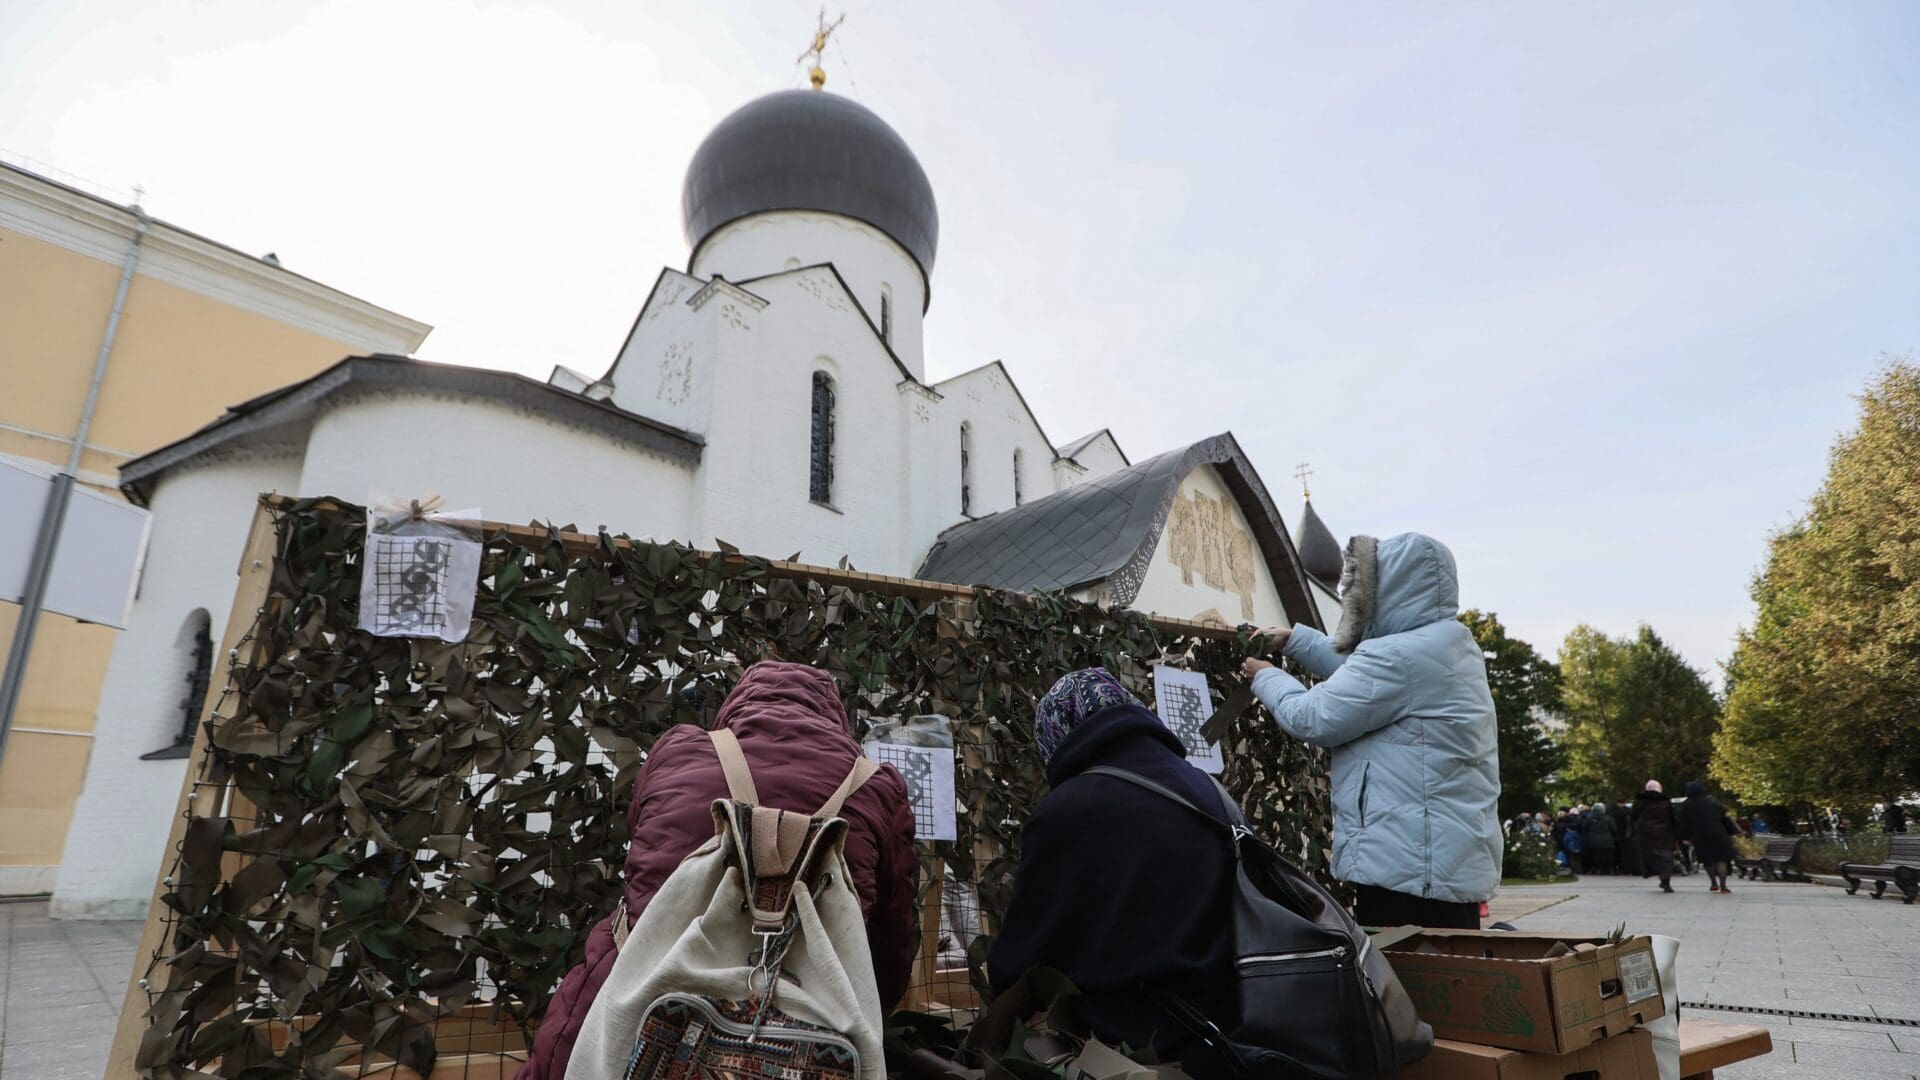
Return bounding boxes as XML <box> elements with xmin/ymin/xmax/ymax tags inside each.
<box><xmin>371</xmin><ymin>536</ymin><xmax>451</xmax><ymax>633</ymax></box>
<box><xmin>866</xmin><ymin>742</ymin><xmax>937</xmax><ymax>839</ymax></box>
<box><xmin>1160</xmin><ymin>681</ymin><xmax>1210</xmax><ymax>758</ymax></box>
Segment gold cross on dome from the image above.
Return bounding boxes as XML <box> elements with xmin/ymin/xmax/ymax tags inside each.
<box><xmin>797</xmin><ymin>9</ymin><xmax>846</xmax><ymax>90</ymax></box>
<box><xmin>1294</xmin><ymin>462</ymin><xmax>1314</xmax><ymax>499</ymax></box>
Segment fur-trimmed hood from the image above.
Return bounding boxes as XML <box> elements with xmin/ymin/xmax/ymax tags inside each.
<box><xmin>1331</xmin><ymin>532</ymin><xmax>1461</xmax><ymax>653</ymax></box>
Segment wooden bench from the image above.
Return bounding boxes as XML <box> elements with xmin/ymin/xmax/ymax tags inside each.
<box><xmin>1840</xmin><ymin>834</ymin><xmax>1920</xmax><ymax>904</ymax></box>
<box><xmin>1734</xmin><ymin>836</ymin><xmax>1806</xmax><ymax>881</ymax></box>
<box><xmin>1679</xmin><ymin>1016</ymin><xmax>1774</xmax><ymax>1078</ymax></box>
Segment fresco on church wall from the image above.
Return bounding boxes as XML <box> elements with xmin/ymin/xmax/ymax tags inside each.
<box><xmin>1166</xmin><ymin>486</ymin><xmax>1261</xmax><ymax>622</ymax></box>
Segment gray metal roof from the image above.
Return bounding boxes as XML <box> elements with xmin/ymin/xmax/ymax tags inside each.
<box><xmin>682</xmin><ymin>91</ymin><xmax>939</xmax><ymax>299</ymax></box>
<box><xmin>916</xmin><ymin>433</ymin><xmax>1323</xmax><ymax>629</ymax></box>
<box><xmin>1296</xmin><ymin>498</ymin><xmax>1344</xmax><ymax>588</ymax></box>
<box><xmin>119</xmin><ymin>355</ymin><xmax>703</xmax><ymax>505</ymax></box>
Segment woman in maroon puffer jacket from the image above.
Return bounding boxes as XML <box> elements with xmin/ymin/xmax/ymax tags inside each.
<box><xmin>515</xmin><ymin>662</ymin><xmax>919</xmax><ymax>1080</ymax></box>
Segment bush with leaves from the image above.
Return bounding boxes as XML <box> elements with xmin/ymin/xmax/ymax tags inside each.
<box><xmin>1502</xmin><ymin>829</ymin><xmax>1561</xmax><ymax>881</ymax></box>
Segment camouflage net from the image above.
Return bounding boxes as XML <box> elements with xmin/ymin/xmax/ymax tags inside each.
<box><xmin>133</xmin><ymin>497</ymin><xmax>1331</xmax><ymax>1076</ymax></box>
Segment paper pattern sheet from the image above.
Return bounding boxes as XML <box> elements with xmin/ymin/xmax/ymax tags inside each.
<box><xmin>1152</xmin><ymin>665</ymin><xmax>1223</xmax><ymax>775</ymax></box>
<box><xmin>863</xmin><ymin>742</ymin><xmax>957</xmax><ymax>841</ymax></box>
<box><xmin>360</xmin><ymin>531</ymin><xmax>482</xmax><ymax>642</ymax></box>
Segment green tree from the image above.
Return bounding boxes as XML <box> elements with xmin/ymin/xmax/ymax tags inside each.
<box><xmin>1716</xmin><ymin>360</ymin><xmax>1920</xmax><ymax>809</ymax></box>
<box><xmin>1460</xmin><ymin>610</ymin><xmax>1563</xmax><ymax>818</ymax></box>
<box><xmin>1558</xmin><ymin>624</ymin><xmax>1719</xmax><ymax>799</ymax></box>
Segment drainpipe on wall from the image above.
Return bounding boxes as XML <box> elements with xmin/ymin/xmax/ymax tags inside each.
<box><xmin>0</xmin><ymin>204</ymin><xmax>151</xmax><ymax>770</ymax></box>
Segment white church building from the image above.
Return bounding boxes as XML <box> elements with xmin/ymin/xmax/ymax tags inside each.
<box><xmin>52</xmin><ymin>89</ymin><xmax>1345</xmax><ymax>918</ymax></box>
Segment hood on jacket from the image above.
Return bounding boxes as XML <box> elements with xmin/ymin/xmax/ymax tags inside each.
<box><xmin>711</xmin><ymin>661</ymin><xmax>854</xmax><ymax>739</ymax></box>
<box><xmin>1332</xmin><ymin>532</ymin><xmax>1462</xmax><ymax>651</ymax></box>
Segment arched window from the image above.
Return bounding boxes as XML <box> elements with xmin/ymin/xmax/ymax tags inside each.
<box><xmin>960</xmin><ymin>423</ymin><xmax>973</xmax><ymax>516</ymax></box>
<box><xmin>810</xmin><ymin>372</ymin><xmax>835</xmax><ymax>505</ymax></box>
<box><xmin>1013</xmin><ymin>448</ymin><xmax>1025</xmax><ymax>506</ymax></box>
<box><xmin>142</xmin><ymin>609</ymin><xmax>213</xmax><ymax>760</ymax></box>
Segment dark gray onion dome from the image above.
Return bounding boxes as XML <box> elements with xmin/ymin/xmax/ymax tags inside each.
<box><xmin>682</xmin><ymin>91</ymin><xmax>939</xmax><ymax>293</ymax></box>
<box><xmin>1296</xmin><ymin>499</ymin><xmax>1343</xmax><ymax>587</ymax></box>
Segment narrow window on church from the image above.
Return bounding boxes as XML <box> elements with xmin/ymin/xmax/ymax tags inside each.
<box><xmin>810</xmin><ymin>371</ymin><xmax>835</xmax><ymax>505</ymax></box>
<box><xmin>960</xmin><ymin>423</ymin><xmax>973</xmax><ymax>516</ymax></box>
<box><xmin>142</xmin><ymin>612</ymin><xmax>212</xmax><ymax>760</ymax></box>
<box><xmin>1013</xmin><ymin>448</ymin><xmax>1025</xmax><ymax>506</ymax></box>
<box><xmin>880</xmin><ymin>291</ymin><xmax>893</xmax><ymax>344</ymax></box>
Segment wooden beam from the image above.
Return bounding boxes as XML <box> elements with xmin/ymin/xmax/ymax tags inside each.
<box><xmin>258</xmin><ymin>494</ymin><xmax>1252</xmax><ymax>642</ymax></box>
<box><xmin>105</xmin><ymin>503</ymin><xmax>279</xmax><ymax>1078</ymax></box>
<box><xmin>903</xmin><ymin>856</ymin><xmax>948</xmax><ymax>1012</ymax></box>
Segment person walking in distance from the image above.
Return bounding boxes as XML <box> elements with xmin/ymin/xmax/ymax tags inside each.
<box><xmin>1677</xmin><ymin>781</ymin><xmax>1737</xmax><ymax>893</ymax></box>
<box><xmin>1243</xmin><ymin>533</ymin><xmax>1500</xmax><ymax>928</ymax></box>
<box><xmin>1631</xmin><ymin>781</ymin><xmax>1679</xmax><ymax>893</ymax></box>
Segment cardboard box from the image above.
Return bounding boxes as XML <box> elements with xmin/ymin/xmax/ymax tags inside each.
<box><xmin>1393</xmin><ymin>1027</ymin><xmax>1657</xmax><ymax>1080</ymax></box>
<box><xmin>1379</xmin><ymin>930</ymin><xmax>1665</xmax><ymax>1054</ymax></box>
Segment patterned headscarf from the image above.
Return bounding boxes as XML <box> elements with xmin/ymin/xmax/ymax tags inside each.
<box><xmin>1034</xmin><ymin>668</ymin><xmax>1139</xmax><ymax>764</ymax></box>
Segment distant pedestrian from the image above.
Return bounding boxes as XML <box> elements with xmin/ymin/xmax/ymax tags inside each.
<box><xmin>1613</xmin><ymin>801</ymin><xmax>1641</xmax><ymax>877</ymax></box>
<box><xmin>1581</xmin><ymin>803</ymin><xmax>1618</xmax><ymax>874</ymax></box>
<box><xmin>1561</xmin><ymin>812</ymin><xmax>1585</xmax><ymax>874</ymax></box>
<box><xmin>1749</xmin><ymin>813</ymin><xmax>1770</xmax><ymax>835</ymax></box>
<box><xmin>1631</xmin><ymin>781</ymin><xmax>1679</xmax><ymax>893</ymax></box>
<box><xmin>1678</xmin><ymin>781</ymin><xmax>1737</xmax><ymax>893</ymax></box>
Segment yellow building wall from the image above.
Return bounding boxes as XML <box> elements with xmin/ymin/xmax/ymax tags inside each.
<box><xmin>0</xmin><ymin>221</ymin><xmax>381</xmax><ymax>878</ymax></box>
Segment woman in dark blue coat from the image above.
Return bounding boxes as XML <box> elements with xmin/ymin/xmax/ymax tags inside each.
<box><xmin>988</xmin><ymin>669</ymin><xmax>1238</xmax><ymax>1078</ymax></box>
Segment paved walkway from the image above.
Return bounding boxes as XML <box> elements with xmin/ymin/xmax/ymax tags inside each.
<box><xmin>1503</xmin><ymin>873</ymin><xmax>1920</xmax><ymax>1078</ymax></box>
<box><xmin>0</xmin><ymin>899</ymin><xmax>140</xmax><ymax>1080</ymax></box>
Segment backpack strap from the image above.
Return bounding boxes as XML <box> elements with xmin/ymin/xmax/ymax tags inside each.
<box><xmin>817</xmin><ymin>755</ymin><xmax>880</xmax><ymax>818</ymax></box>
<box><xmin>707</xmin><ymin>728</ymin><xmax>760</xmax><ymax>804</ymax></box>
<box><xmin>1081</xmin><ymin>766</ymin><xmax>1233</xmax><ymax>835</ymax></box>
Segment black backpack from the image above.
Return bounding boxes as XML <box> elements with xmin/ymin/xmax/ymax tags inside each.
<box><xmin>1084</xmin><ymin>767</ymin><xmax>1434</xmax><ymax>1079</ymax></box>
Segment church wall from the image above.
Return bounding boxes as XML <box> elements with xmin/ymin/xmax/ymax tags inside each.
<box><xmin>1068</xmin><ymin>433</ymin><xmax>1128</xmax><ymax>480</ymax></box>
<box><xmin>297</xmin><ymin>391</ymin><xmax>696</xmax><ymax>542</ymax></box>
<box><xmin>692</xmin><ymin>269</ymin><xmax>912</xmax><ymax>571</ymax></box>
<box><xmin>922</xmin><ymin>364</ymin><xmax>1061</xmax><ymax>538</ymax></box>
<box><xmin>54</xmin><ymin>450</ymin><xmax>303</xmax><ymax>918</ymax></box>
<box><xmin>1129</xmin><ymin>465</ymin><xmax>1293</xmax><ymax>630</ymax></box>
<box><xmin>692</xmin><ymin>213</ymin><xmax>926</xmax><ymax>380</ymax></box>
<box><xmin>1310</xmin><ymin>579</ymin><xmax>1344</xmax><ymax>631</ymax></box>
<box><xmin>604</xmin><ymin>270</ymin><xmax>712</xmax><ymax>435</ymax></box>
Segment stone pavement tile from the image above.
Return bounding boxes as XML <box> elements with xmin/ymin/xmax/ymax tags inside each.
<box><xmin>1790</xmin><ymin>1040</ymin><xmax>1920</xmax><ymax>1075</ymax></box>
<box><xmin>1893</xmin><ymin>1033</ymin><xmax>1920</xmax><ymax>1053</ymax></box>
<box><xmin>1781</xmin><ymin>986</ymin><xmax>1884</xmax><ymax>1011</ymax></box>
<box><xmin>1</xmin><ymin>1040</ymin><xmax>115</xmax><ymax>1080</ymax></box>
<box><xmin>6</xmin><ymin>998</ymin><xmax>119</xmax><ymax>1034</ymax></box>
<box><xmin>1781</xmin><ymin>1025</ymin><xmax>1902</xmax><ymax>1050</ymax></box>
<box><xmin>1719</xmin><ymin>1054</ymin><xmax>1913</xmax><ymax>1079</ymax></box>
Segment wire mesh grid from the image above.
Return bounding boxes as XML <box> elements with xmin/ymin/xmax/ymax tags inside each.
<box><xmin>121</xmin><ymin>498</ymin><xmax>1330</xmax><ymax>1078</ymax></box>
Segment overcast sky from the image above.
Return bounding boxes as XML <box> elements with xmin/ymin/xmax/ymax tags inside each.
<box><xmin>5</xmin><ymin>1</ymin><xmax>1917</xmax><ymax>677</ymax></box>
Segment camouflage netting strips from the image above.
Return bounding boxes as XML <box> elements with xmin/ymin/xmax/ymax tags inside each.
<box><xmin>138</xmin><ymin>497</ymin><xmax>1331</xmax><ymax>1077</ymax></box>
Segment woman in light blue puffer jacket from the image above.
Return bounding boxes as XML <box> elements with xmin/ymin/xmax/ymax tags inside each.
<box><xmin>1243</xmin><ymin>533</ymin><xmax>1501</xmax><ymax>928</ymax></box>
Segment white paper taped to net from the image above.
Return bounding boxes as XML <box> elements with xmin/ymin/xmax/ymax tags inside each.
<box><xmin>358</xmin><ymin>498</ymin><xmax>483</xmax><ymax>643</ymax></box>
<box><xmin>863</xmin><ymin>714</ymin><xmax>957</xmax><ymax>842</ymax></box>
<box><xmin>1152</xmin><ymin>664</ymin><xmax>1222</xmax><ymax>775</ymax></box>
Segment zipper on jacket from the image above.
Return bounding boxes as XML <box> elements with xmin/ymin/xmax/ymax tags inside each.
<box><xmin>1357</xmin><ymin>763</ymin><xmax>1371</xmax><ymax>829</ymax></box>
<box><xmin>1236</xmin><ymin>944</ymin><xmax>1349</xmax><ymax>968</ymax></box>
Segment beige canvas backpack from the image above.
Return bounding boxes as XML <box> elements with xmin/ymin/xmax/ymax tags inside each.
<box><xmin>565</xmin><ymin>729</ymin><xmax>887</xmax><ymax>1080</ymax></box>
